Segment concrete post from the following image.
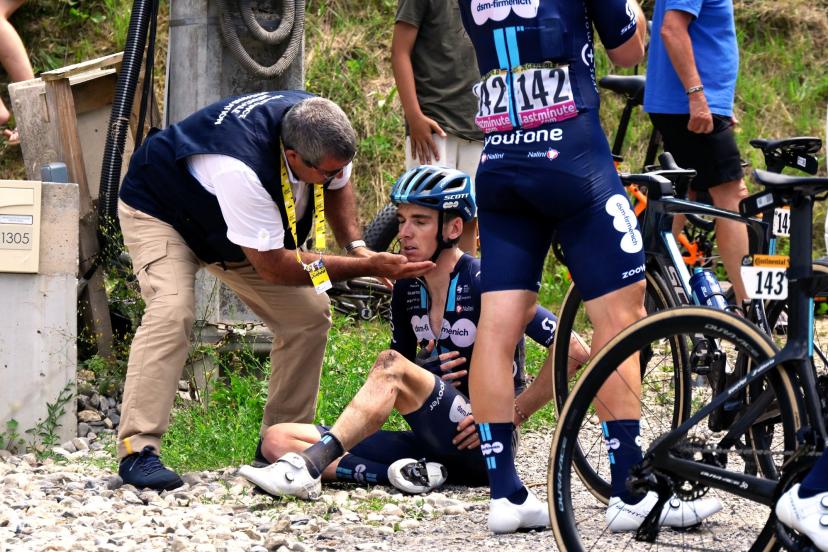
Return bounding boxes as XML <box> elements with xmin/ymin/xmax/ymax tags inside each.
<box><xmin>0</xmin><ymin>182</ymin><xmax>79</xmax><ymax>448</ymax></box>
<box><xmin>166</xmin><ymin>0</ymin><xmax>304</xmax><ymax>328</ymax></box>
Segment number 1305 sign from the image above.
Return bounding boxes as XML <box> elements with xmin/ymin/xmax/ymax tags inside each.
<box><xmin>741</xmin><ymin>254</ymin><xmax>789</xmax><ymax>300</ymax></box>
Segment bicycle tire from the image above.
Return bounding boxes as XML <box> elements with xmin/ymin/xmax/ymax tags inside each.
<box><xmin>551</xmin><ymin>270</ymin><xmax>689</xmax><ymax>504</ymax></box>
<box><xmin>362</xmin><ymin>203</ymin><xmax>398</xmax><ymax>252</ymax></box>
<box><xmin>548</xmin><ymin>307</ymin><xmax>801</xmax><ymax>552</ymax></box>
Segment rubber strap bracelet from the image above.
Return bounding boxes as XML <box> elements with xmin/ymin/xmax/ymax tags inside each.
<box><xmin>344</xmin><ymin>239</ymin><xmax>367</xmax><ymax>253</ymax></box>
<box><xmin>686</xmin><ymin>84</ymin><xmax>705</xmax><ymax>96</ymax></box>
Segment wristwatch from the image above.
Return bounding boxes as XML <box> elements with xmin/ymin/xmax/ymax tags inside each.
<box><xmin>344</xmin><ymin>239</ymin><xmax>367</xmax><ymax>253</ymax></box>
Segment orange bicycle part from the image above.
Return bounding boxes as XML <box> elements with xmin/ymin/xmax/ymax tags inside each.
<box><xmin>678</xmin><ymin>233</ymin><xmax>704</xmax><ymax>266</ymax></box>
<box><xmin>626</xmin><ymin>184</ymin><xmax>648</xmax><ymax>217</ymax></box>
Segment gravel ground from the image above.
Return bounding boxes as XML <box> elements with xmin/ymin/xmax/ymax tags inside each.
<box><xmin>0</xmin><ymin>429</ymin><xmax>774</xmax><ymax>551</ymax></box>
<box><xmin>0</xmin><ymin>432</ymin><xmax>557</xmax><ymax>552</ymax></box>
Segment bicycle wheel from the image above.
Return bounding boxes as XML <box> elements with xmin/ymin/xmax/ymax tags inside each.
<box><xmin>552</xmin><ymin>271</ymin><xmax>690</xmax><ymax>504</ymax></box>
<box><xmin>549</xmin><ymin>307</ymin><xmax>801</xmax><ymax>552</ymax></box>
<box><xmin>363</xmin><ymin>203</ymin><xmax>399</xmax><ymax>252</ymax></box>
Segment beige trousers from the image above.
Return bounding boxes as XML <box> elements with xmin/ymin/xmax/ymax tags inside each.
<box><xmin>116</xmin><ymin>200</ymin><xmax>331</xmax><ymax>459</ymax></box>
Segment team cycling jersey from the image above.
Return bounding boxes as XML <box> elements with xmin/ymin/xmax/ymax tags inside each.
<box><xmin>391</xmin><ymin>253</ymin><xmax>557</xmax><ymax>396</ymax></box>
<box><xmin>457</xmin><ymin>0</ymin><xmax>638</xmax><ymax>132</ymax></box>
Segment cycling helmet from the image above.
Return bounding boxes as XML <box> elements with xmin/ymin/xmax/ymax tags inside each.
<box><xmin>390</xmin><ymin>165</ymin><xmax>476</xmax><ymax>221</ymax></box>
<box><xmin>390</xmin><ymin>166</ymin><xmax>476</xmax><ymax>262</ymax></box>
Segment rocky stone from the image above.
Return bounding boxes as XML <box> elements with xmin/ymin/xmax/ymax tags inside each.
<box><xmin>103</xmin><ymin>418</ymin><xmax>114</xmax><ymax>430</ymax></box>
<box><xmin>71</xmin><ymin>438</ymin><xmax>89</xmax><ymax>451</ymax></box>
<box><xmin>77</xmin><ymin>410</ymin><xmax>103</xmax><ymax>423</ymax></box>
<box><xmin>379</xmin><ymin>503</ymin><xmax>404</xmax><ymax>517</ymax></box>
<box><xmin>441</xmin><ymin>505</ymin><xmax>467</xmax><ymax>515</ymax></box>
<box><xmin>0</xmin><ymin>449</ymin><xmax>11</xmax><ymax>460</ymax></box>
<box><xmin>398</xmin><ymin>519</ymin><xmax>419</xmax><ymax>530</ymax></box>
<box><xmin>78</xmin><ymin>369</ymin><xmax>95</xmax><ymax>381</ymax></box>
<box><xmin>108</xmin><ymin>413</ymin><xmax>121</xmax><ymax>426</ymax></box>
<box><xmin>121</xmin><ymin>490</ymin><xmax>144</xmax><ymax>505</ymax></box>
<box><xmin>77</xmin><ymin>423</ymin><xmax>91</xmax><ymax>437</ymax></box>
<box><xmin>21</xmin><ymin>453</ymin><xmax>37</xmax><ymax>466</ymax></box>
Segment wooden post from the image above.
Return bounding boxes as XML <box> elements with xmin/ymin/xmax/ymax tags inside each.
<box><xmin>41</xmin><ymin>57</ymin><xmax>124</xmax><ymax>358</ymax></box>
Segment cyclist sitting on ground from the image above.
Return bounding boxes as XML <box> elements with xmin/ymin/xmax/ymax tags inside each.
<box><xmin>238</xmin><ymin>166</ymin><xmax>587</xmax><ymax>497</ymax></box>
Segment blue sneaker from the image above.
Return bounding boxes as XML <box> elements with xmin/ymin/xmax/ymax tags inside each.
<box><xmin>119</xmin><ymin>446</ymin><xmax>183</xmax><ymax>491</ymax></box>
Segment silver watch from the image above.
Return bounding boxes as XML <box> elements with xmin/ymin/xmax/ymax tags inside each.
<box><xmin>344</xmin><ymin>239</ymin><xmax>367</xmax><ymax>253</ymax></box>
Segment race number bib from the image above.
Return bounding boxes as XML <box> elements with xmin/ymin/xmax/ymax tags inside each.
<box><xmin>473</xmin><ymin>64</ymin><xmax>578</xmax><ymax>134</ymax></box>
<box><xmin>772</xmin><ymin>206</ymin><xmax>790</xmax><ymax>237</ymax></box>
<box><xmin>741</xmin><ymin>254</ymin><xmax>789</xmax><ymax>300</ymax></box>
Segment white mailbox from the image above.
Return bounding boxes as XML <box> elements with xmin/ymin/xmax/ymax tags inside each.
<box><xmin>0</xmin><ymin>180</ymin><xmax>41</xmax><ymax>273</ymax></box>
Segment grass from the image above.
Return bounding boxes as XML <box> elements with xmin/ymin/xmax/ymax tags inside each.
<box><xmin>162</xmin><ymin>313</ymin><xmax>559</xmax><ymax>472</ymax></box>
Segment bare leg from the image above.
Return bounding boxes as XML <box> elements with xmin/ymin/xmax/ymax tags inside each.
<box><xmin>584</xmin><ymin>280</ymin><xmax>647</xmax><ymax>421</ymax></box>
<box><xmin>708</xmin><ymin>179</ymin><xmax>749</xmax><ymax>304</ymax></box>
<box><xmin>469</xmin><ymin>290</ymin><xmax>537</xmax><ymax>422</ymax></box>
<box><xmin>327</xmin><ymin>350</ymin><xmax>436</xmax><ymax>450</ymax></box>
<box><xmin>262</xmin><ymin>423</ymin><xmax>344</xmax><ymax>480</ymax></box>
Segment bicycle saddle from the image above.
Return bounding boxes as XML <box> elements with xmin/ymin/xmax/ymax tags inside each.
<box><xmin>749</xmin><ymin>137</ymin><xmax>822</xmax><ymax>155</ymax></box>
<box><xmin>752</xmin><ymin>169</ymin><xmax>828</xmax><ymax>195</ymax></box>
<box><xmin>750</xmin><ymin>137</ymin><xmax>822</xmax><ymax>175</ymax></box>
<box><xmin>598</xmin><ymin>75</ymin><xmax>646</xmax><ymax>105</ymax></box>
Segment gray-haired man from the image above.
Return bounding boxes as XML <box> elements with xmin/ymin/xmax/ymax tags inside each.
<box><xmin>116</xmin><ymin>91</ymin><xmax>434</xmax><ymax>491</ymax></box>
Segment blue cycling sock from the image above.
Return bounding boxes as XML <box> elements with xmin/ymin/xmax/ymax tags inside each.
<box><xmin>301</xmin><ymin>432</ymin><xmax>344</xmax><ymax>478</ymax></box>
<box><xmin>603</xmin><ymin>419</ymin><xmax>646</xmax><ymax>504</ymax></box>
<box><xmin>478</xmin><ymin>422</ymin><xmax>524</xmax><ymax>502</ymax></box>
<box><xmin>798</xmin><ymin>449</ymin><xmax>828</xmax><ymax>498</ymax></box>
<box><xmin>335</xmin><ymin>453</ymin><xmax>390</xmax><ymax>486</ymax></box>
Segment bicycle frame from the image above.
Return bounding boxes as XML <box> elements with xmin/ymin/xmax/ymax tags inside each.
<box><xmin>644</xmin><ymin>189</ymin><xmax>828</xmax><ymax>508</ymax></box>
<box><xmin>632</xmin><ymin>175</ymin><xmax>770</xmax><ymax>319</ymax></box>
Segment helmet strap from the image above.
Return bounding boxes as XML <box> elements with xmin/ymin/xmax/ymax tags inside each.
<box><xmin>430</xmin><ymin>210</ymin><xmax>457</xmax><ymax>263</ymax></box>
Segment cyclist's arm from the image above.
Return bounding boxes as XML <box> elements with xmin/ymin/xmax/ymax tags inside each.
<box><xmin>660</xmin><ymin>9</ymin><xmax>713</xmax><ymax>133</ymax></box>
<box><xmin>598</xmin><ymin>0</ymin><xmax>647</xmax><ymax>68</ymax></box>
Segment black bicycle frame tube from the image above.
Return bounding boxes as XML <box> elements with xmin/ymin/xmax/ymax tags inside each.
<box><xmin>786</xmin><ymin>194</ymin><xmax>826</xmax><ymax>445</ymax></box>
<box><xmin>645</xmin><ymin>191</ymin><xmax>827</xmax><ymax>504</ymax></box>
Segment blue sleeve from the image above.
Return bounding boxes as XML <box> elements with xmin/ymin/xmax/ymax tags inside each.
<box><xmin>664</xmin><ymin>0</ymin><xmax>702</xmax><ymax>18</ymax></box>
<box><xmin>587</xmin><ymin>0</ymin><xmax>639</xmax><ymax>50</ymax></box>
<box><xmin>524</xmin><ymin>305</ymin><xmax>557</xmax><ymax>348</ymax></box>
<box><xmin>390</xmin><ymin>282</ymin><xmax>418</xmax><ymax>361</ymax></box>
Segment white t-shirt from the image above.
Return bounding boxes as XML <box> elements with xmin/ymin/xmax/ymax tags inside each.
<box><xmin>186</xmin><ymin>153</ymin><xmax>351</xmax><ymax>251</ymax></box>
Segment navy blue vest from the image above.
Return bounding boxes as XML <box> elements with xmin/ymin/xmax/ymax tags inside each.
<box><xmin>120</xmin><ymin>90</ymin><xmax>316</xmax><ymax>263</ymax></box>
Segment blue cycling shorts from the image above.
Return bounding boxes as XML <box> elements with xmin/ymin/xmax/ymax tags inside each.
<box><xmin>475</xmin><ymin>113</ymin><xmax>646</xmax><ymax>300</ymax></box>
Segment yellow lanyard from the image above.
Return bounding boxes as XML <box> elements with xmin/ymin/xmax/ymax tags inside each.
<box><xmin>280</xmin><ymin>146</ymin><xmax>332</xmax><ymax>294</ymax></box>
<box><xmin>280</xmin><ymin>148</ymin><xmax>327</xmax><ymax>262</ymax></box>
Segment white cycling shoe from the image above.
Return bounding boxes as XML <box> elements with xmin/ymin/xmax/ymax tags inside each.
<box><xmin>775</xmin><ymin>484</ymin><xmax>828</xmax><ymax>552</ymax></box>
<box><xmin>238</xmin><ymin>452</ymin><xmax>321</xmax><ymax>500</ymax></box>
<box><xmin>387</xmin><ymin>458</ymin><xmax>447</xmax><ymax>494</ymax></box>
<box><xmin>488</xmin><ymin>489</ymin><xmax>551</xmax><ymax>534</ymax></box>
<box><xmin>606</xmin><ymin>492</ymin><xmax>722</xmax><ymax>532</ymax></box>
